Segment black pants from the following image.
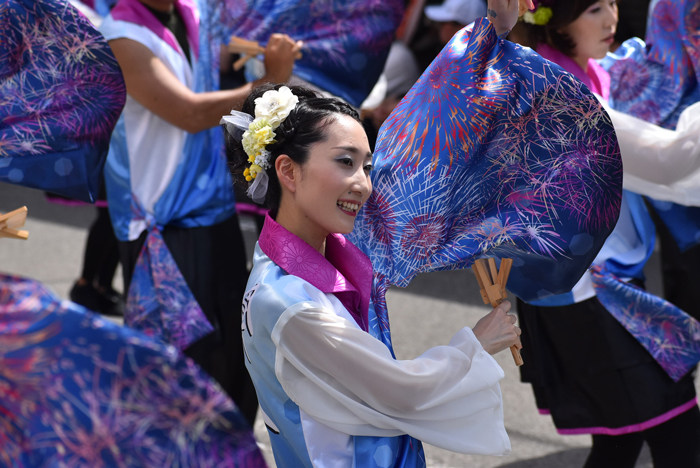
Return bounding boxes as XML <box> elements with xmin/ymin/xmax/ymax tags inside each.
<box><xmin>117</xmin><ymin>214</ymin><xmax>258</xmax><ymax>426</ymax></box>
<box><xmin>81</xmin><ymin>206</ymin><xmax>120</xmax><ymax>288</ymax></box>
<box><xmin>584</xmin><ymin>406</ymin><xmax>700</xmax><ymax>468</ymax></box>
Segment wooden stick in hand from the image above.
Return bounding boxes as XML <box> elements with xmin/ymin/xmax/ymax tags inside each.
<box><xmin>471</xmin><ymin>258</ymin><xmax>523</xmax><ymax>366</ymax></box>
<box><xmin>228</xmin><ymin>36</ymin><xmax>303</xmax><ymax>71</ymax></box>
<box><xmin>0</xmin><ymin>206</ymin><xmax>29</xmax><ymax>240</ymax></box>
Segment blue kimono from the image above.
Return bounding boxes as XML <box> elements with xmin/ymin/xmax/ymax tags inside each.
<box><xmin>242</xmin><ymin>215</ymin><xmax>511</xmax><ymax>467</ymax></box>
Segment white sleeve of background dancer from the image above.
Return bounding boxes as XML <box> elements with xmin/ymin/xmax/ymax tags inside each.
<box><xmin>271</xmin><ymin>302</ymin><xmax>511</xmax><ymax>456</ymax></box>
<box><xmin>598</xmin><ymin>97</ymin><xmax>700</xmax><ymax>205</ymax></box>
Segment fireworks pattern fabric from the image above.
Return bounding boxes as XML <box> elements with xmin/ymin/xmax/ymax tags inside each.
<box><xmin>126</xmin><ymin>220</ymin><xmax>214</xmax><ymax>352</ymax></box>
<box><xmin>591</xmin><ymin>0</ymin><xmax>700</xmax><ymax>381</ymax></box>
<box><xmin>350</xmin><ymin>18</ymin><xmax>623</xmax><ymax>309</ymax></box>
<box><xmin>0</xmin><ymin>274</ymin><xmax>266</xmax><ymax>468</ymax></box>
<box><xmin>217</xmin><ymin>0</ymin><xmax>404</xmax><ymax>107</ymax></box>
<box><xmin>601</xmin><ymin>0</ymin><xmax>700</xmax><ymax>253</ymax></box>
<box><xmin>602</xmin><ymin>0</ymin><xmax>700</xmax><ymax>130</ymax></box>
<box><xmin>591</xmin><ymin>265</ymin><xmax>700</xmax><ymax>381</ymax></box>
<box><xmin>0</xmin><ymin>0</ymin><xmax>125</xmax><ymax>203</ymax></box>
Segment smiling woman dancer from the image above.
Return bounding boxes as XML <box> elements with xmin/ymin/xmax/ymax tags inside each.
<box><xmin>220</xmin><ymin>4</ymin><xmax>525</xmax><ymax>467</ymax></box>
<box><xmin>514</xmin><ymin>1</ymin><xmax>700</xmax><ymax>467</ymax></box>
<box><xmin>225</xmin><ymin>86</ymin><xmax>519</xmax><ymax>467</ymax></box>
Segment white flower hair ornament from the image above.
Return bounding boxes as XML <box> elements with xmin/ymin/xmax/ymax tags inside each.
<box><xmin>220</xmin><ymin>86</ymin><xmax>299</xmax><ymax>204</ymax></box>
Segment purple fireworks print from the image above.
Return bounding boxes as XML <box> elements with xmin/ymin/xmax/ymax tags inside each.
<box><xmin>592</xmin><ymin>266</ymin><xmax>700</xmax><ymax>382</ymax></box>
<box><xmin>350</xmin><ymin>18</ymin><xmax>622</xmax><ymax>303</ymax></box>
<box><xmin>126</xmin><ymin>227</ymin><xmax>215</xmax><ymax>352</ymax></box>
<box><xmin>0</xmin><ymin>274</ymin><xmax>266</xmax><ymax>468</ymax></box>
<box><xmin>602</xmin><ymin>0</ymin><xmax>700</xmax><ymax>129</ymax></box>
<box><xmin>216</xmin><ymin>0</ymin><xmax>404</xmax><ymax>106</ymax></box>
<box><xmin>0</xmin><ymin>0</ymin><xmax>126</xmax><ymax>202</ymax></box>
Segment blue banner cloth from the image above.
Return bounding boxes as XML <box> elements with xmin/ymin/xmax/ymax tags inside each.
<box><xmin>0</xmin><ymin>0</ymin><xmax>126</xmax><ymax>202</ymax></box>
<box><xmin>0</xmin><ymin>274</ymin><xmax>266</xmax><ymax>467</ymax></box>
<box><xmin>218</xmin><ymin>0</ymin><xmax>404</xmax><ymax>107</ymax></box>
<box><xmin>350</xmin><ymin>18</ymin><xmax>623</xmax><ymax>303</ymax></box>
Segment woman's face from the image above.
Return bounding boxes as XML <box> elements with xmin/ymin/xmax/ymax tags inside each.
<box><xmin>563</xmin><ymin>0</ymin><xmax>618</xmax><ymax>62</ymax></box>
<box><xmin>293</xmin><ymin>115</ymin><xmax>373</xmax><ymax>237</ymax></box>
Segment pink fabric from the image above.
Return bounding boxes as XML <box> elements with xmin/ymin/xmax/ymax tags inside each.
<box><xmin>555</xmin><ymin>398</ymin><xmax>698</xmax><ymax>436</ymax></box>
<box><xmin>111</xmin><ymin>0</ymin><xmax>199</xmax><ymax>60</ymax></box>
<box><xmin>258</xmin><ymin>214</ymin><xmax>372</xmax><ymax>332</ymax></box>
<box><xmin>537</xmin><ymin>44</ymin><xmax>611</xmax><ymax>100</ymax></box>
<box><xmin>45</xmin><ymin>196</ymin><xmax>109</xmax><ymax>208</ymax></box>
<box><xmin>236</xmin><ymin>203</ymin><xmax>269</xmax><ymax>217</ymax></box>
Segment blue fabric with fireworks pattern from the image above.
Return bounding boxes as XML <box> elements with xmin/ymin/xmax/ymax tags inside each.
<box><xmin>601</xmin><ymin>0</ymin><xmax>700</xmax><ymax>252</ymax></box>
<box><xmin>0</xmin><ymin>274</ymin><xmax>266</xmax><ymax>468</ymax></box>
<box><xmin>216</xmin><ymin>0</ymin><xmax>404</xmax><ymax>107</ymax></box>
<box><xmin>601</xmin><ymin>0</ymin><xmax>700</xmax><ymax>129</ymax></box>
<box><xmin>349</xmin><ymin>18</ymin><xmax>623</xmax><ymax>303</ymax></box>
<box><xmin>125</xmin><ymin>206</ymin><xmax>214</xmax><ymax>351</ymax></box>
<box><xmin>0</xmin><ymin>0</ymin><xmax>125</xmax><ymax>203</ymax></box>
<box><xmin>591</xmin><ymin>265</ymin><xmax>700</xmax><ymax>381</ymax></box>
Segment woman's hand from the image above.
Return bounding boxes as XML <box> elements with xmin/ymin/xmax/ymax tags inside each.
<box><xmin>487</xmin><ymin>0</ymin><xmax>534</xmax><ymax>36</ymax></box>
<box><xmin>472</xmin><ymin>300</ymin><xmax>522</xmax><ymax>355</ymax></box>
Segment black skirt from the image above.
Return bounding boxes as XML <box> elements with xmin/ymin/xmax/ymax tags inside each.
<box><xmin>517</xmin><ymin>295</ymin><xmax>697</xmax><ymax>434</ymax></box>
<box><xmin>117</xmin><ymin>214</ymin><xmax>259</xmax><ymax>425</ymax></box>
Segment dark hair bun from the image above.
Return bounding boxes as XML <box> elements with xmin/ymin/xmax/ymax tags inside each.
<box><xmin>224</xmin><ymin>84</ymin><xmax>361</xmax><ymax>210</ymax></box>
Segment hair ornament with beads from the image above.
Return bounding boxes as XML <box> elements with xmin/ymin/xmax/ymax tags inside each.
<box><xmin>220</xmin><ymin>86</ymin><xmax>299</xmax><ymax>203</ymax></box>
<box><xmin>521</xmin><ymin>0</ymin><xmax>553</xmax><ymax>26</ymax></box>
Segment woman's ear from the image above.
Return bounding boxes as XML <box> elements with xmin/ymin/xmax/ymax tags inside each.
<box><xmin>276</xmin><ymin>154</ymin><xmax>297</xmax><ymax>194</ymax></box>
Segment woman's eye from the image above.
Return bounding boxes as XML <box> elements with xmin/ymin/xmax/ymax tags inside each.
<box><xmin>364</xmin><ymin>164</ymin><xmax>373</xmax><ymax>173</ymax></box>
<box><xmin>338</xmin><ymin>157</ymin><xmax>353</xmax><ymax>167</ymax></box>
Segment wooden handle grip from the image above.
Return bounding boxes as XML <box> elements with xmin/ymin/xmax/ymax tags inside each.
<box><xmin>510</xmin><ymin>345</ymin><xmax>523</xmax><ymax>366</ymax></box>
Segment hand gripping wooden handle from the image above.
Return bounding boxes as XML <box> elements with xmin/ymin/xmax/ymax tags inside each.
<box><xmin>471</xmin><ymin>258</ymin><xmax>523</xmax><ymax>366</ymax></box>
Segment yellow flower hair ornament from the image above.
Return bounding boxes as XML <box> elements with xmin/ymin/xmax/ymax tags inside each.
<box><xmin>220</xmin><ymin>86</ymin><xmax>299</xmax><ymax>203</ymax></box>
<box><xmin>519</xmin><ymin>1</ymin><xmax>553</xmax><ymax>26</ymax></box>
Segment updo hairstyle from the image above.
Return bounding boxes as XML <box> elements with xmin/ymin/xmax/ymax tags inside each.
<box><xmin>225</xmin><ymin>84</ymin><xmax>361</xmax><ymax>211</ymax></box>
<box><xmin>521</xmin><ymin>0</ymin><xmax>599</xmax><ymax>57</ymax></box>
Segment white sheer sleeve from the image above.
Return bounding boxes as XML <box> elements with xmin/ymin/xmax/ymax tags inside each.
<box><xmin>598</xmin><ymin>97</ymin><xmax>700</xmax><ymax>205</ymax></box>
<box><xmin>271</xmin><ymin>301</ymin><xmax>510</xmax><ymax>456</ymax></box>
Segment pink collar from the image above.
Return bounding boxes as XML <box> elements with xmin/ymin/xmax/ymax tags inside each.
<box><xmin>258</xmin><ymin>214</ymin><xmax>372</xmax><ymax>332</ymax></box>
<box><xmin>537</xmin><ymin>44</ymin><xmax>610</xmax><ymax>100</ymax></box>
<box><xmin>111</xmin><ymin>0</ymin><xmax>199</xmax><ymax>60</ymax></box>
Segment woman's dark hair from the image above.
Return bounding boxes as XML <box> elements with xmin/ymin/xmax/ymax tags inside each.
<box><xmin>225</xmin><ymin>84</ymin><xmax>361</xmax><ymax>211</ymax></box>
<box><xmin>521</xmin><ymin>0</ymin><xmax>598</xmax><ymax>57</ymax></box>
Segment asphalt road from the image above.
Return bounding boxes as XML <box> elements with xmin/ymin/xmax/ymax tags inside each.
<box><xmin>0</xmin><ymin>181</ymin><xmax>679</xmax><ymax>467</ymax></box>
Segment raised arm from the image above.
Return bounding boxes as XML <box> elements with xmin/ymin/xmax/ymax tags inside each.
<box><xmin>487</xmin><ymin>0</ymin><xmax>533</xmax><ymax>37</ymax></box>
<box><xmin>108</xmin><ymin>34</ymin><xmax>300</xmax><ymax>134</ymax></box>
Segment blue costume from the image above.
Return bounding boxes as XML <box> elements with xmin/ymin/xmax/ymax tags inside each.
<box><xmin>243</xmin><ymin>215</ymin><xmax>510</xmax><ymax>467</ymax></box>
<box><xmin>100</xmin><ymin>0</ymin><xmax>257</xmax><ymax>422</ymax></box>
<box><xmin>516</xmin><ymin>36</ymin><xmax>700</xmax><ymax>436</ymax></box>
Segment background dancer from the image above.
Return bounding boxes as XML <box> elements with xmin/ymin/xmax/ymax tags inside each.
<box><xmin>515</xmin><ymin>1</ymin><xmax>700</xmax><ymax>467</ymax></box>
<box><xmin>99</xmin><ymin>0</ymin><xmax>300</xmax><ymax>425</ymax></box>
